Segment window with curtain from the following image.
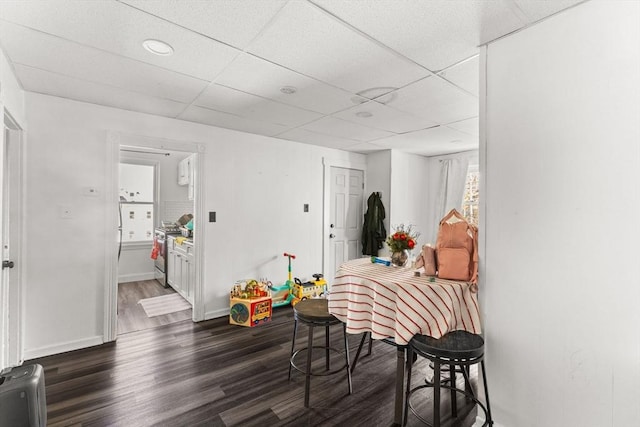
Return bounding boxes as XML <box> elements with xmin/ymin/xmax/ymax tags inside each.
<box><xmin>461</xmin><ymin>164</ymin><xmax>479</xmax><ymax>226</ymax></box>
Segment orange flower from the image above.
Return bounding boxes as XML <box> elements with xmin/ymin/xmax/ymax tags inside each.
<box><xmin>386</xmin><ymin>224</ymin><xmax>420</xmax><ymax>252</ymax></box>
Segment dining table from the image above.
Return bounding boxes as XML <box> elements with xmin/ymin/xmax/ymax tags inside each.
<box><xmin>328</xmin><ymin>257</ymin><xmax>482</xmax><ymax>426</ymax></box>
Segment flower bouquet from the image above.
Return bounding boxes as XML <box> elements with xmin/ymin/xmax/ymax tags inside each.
<box><xmin>386</xmin><ymin>224</ymin><xmax>419</xmax><ymax>266</ymax></box>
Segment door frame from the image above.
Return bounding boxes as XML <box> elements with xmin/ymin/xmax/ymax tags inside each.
<box><xmin>0</xmin><ymin>110</ymin><xmax>24</xmax><ymax>370</ymax></box>
<box><xmin>321</xmin><ymin>157</ymin><xmax>366</xmax><ymax>285</ymax></box>
<box><xmin>103</xmin><ymin>131</ymin><xmax>206</xmax><ymax>342</ymax></box>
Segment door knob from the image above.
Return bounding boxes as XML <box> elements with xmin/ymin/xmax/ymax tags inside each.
<box><xmin>330</xmin><ymin>223</ymin><xmax>335</xmax><ymax>228</ymax></box>
<box><xmin>2</xmin><ymin>260</ymin><xmax>14</xmax><ymax>269</ymax></box>
<box><xmin>329</xmin><ymin>234</ymin><xmax>335</xmax><ymax>239</ymax></box>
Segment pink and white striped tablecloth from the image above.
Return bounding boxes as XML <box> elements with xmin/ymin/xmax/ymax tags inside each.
<box><xmin>328</xmin><ymin>257</ymin><xmax>481</xmax><ymax>346</ymax></box>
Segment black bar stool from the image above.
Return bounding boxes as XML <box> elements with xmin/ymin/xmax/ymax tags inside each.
<box><xmin>288</xmin><ymin>299</ymin><xmax>353</xmax><ymax>407</ymax></box>
<box><xmin>404</xmin><ymin>331</ymin><xmax>493</xmax><ymax>426</ymax></box>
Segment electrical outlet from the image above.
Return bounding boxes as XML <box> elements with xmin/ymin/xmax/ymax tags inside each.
<box><xmin>209</xmin><ymin>211</ymin><xmax>216</xmax><ymax>222</ymax></box>
<box><xmin>303</xmin><ymin>204</ymin><xmax>309</xmax><ymax>213</ymax></box>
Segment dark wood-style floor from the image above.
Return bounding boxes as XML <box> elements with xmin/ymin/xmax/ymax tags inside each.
<box><xmin>28</xmin><ymin>306</ymin><xmax>479</xmax><ymax>426</ymax></box>
<box><xmin>117</xmin><ymin>280</ymin><xmax>192</xmax><ymax>335</ymax></box>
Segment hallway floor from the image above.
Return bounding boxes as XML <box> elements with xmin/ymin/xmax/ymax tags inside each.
<box><xmin>117</xmin><ymin>279</ymin><xmax>192</xmax><ymax>335</ymax></box>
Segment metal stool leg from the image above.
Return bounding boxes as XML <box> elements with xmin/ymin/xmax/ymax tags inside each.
<box><xmin>351</xmin><ymin>332</ymin><xmax>369</xmax><ymax>374</ymax></box>
<box><xmin>304</xmin><ymin>323</ymin><xmax>314</xmax><ymax>408</ymax></box>
<box><xmin>480</xmin><ymin>360</ymin><xmax>493</xmax><ymax>425</ymax></box>
<box><xmin>450</xmin><ymin>363</ymin><xmax>457</xmax><ymax>417</ymax></box>
<box><xmin>433</xmin><ymin>360</ymin><xmax>441</xmax><ymax>427</ymax></box>
<box><xmin>460</xmin><ymin>364</ymin><xmax>475</xmax><ymax>400</ymax></box>
<box><xmin>403</xmin><ymin>346</ymin><xmax>414</xmax><ymax>426</ymax></box>
<box><xmin>342</xmin><ymin>323</ymin><xmax>353</xmax><ymax>395</ymax></box>
<box><xmin>288</xmin><ymin>319</ymin><xmax>298</xmax><ymax>380</ymax></box>
<box><xmin>325</xmin><ymin>324</ymin><xmax>330</xmax><ymax>371</ymax></box>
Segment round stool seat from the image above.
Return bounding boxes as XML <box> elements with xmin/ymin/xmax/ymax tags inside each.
<box><xmin>288</xmin><ymin>298</ymin><xmax>352</xmax><ymax>408</ymax></box>
<box><xmin>410</xmin><ymin>330</ymin><xmax>484</xmax><ymax>360</ymax></box>
<box><xmin>294</xmin><ymin>299</ymin><xmax>340</xmax><ymax>324</ymax></box>
<box><xmin>404</xmin><ymin>331</ymin><xmax>493</xmax><ymax>426</ymax></box>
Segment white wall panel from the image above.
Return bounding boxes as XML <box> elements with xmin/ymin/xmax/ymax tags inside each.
<box><xmin>21</xmin><ymin>92</ymin><xmax>365</xmax><ymax>356</ymax></box>
<box><xmin>483</xmin><ymin>1</ymin><xmax>640</xmax><ymax>426</ymax></box>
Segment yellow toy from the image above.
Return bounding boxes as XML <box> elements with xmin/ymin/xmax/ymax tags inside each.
<box><xmin>291</xmin><ymin>274</ymin><xmax>327</xmax><ymax>305</ymax></box>
<box><xmin>229</xmin><ymin>279</ymin><xmax>272</xmax><ymax>327</ymax></box>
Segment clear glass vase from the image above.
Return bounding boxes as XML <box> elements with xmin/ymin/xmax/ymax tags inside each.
<box><xmin>390</xmin><ymin>249</ymin><xmax>409</xmax><ymax>267</ymax></box>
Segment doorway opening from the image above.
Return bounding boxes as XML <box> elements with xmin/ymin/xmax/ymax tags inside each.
<box><xmin>322</xmin><ymin>158</ymin><xmax>366</xmax><ymax>285</ymax></box>
<box><xmin>0</xmin><ymin>111</ymin><xmax>24</xmax><ymax>370</ymax></box>
<box><xmin>116</xmin><ymin>147</ymin><xmax>195</xmax><ymax>335</ymax></box>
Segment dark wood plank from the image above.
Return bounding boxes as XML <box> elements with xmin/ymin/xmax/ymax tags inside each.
<box><xmin>117</xmin><ymin>280</ymin><xmax>192</xmax><ymax>335</ymax></box>
<box><xmin>28</xmin><ymin>307</ymin><xmax>479</xmax><ymax>426</ymax></box>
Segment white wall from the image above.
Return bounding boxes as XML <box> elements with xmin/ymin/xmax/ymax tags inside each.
<box><xmin>482</xmin><ymin>2</ymin><xmax>640</xmax><ymax>426</ymax></box>
<box><xmin>389</xmin><ymin>150</ymin><xmax>430</xmax><ymax>244</ymax></box>
<box><xmin>22</xmin><ymin>92</ymin><xmax>364</xmax><ymax>358</ymax></box>
<box><xmin>365</xmin><ymin>150</ymin><xmax>392</xmax><ymax>253</ymax></box>
<box><xmin>0</xmin><ymin>47</ymin><xmax>25</xmax><ymax>126</ymax></box>
<box><xmin>366</xmin><ymin>149</ymin><xmax>434</xmax><ymax>255</ymax></box>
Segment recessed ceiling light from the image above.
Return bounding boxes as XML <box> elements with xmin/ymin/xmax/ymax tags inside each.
<box><xmin>354</xmin><ymin>87</ymin><xmax>398</xmax><ymax>104</ymax></box>
<box><xmin>356</xmin><ymin>111</ymin><xmax>373</xmax><ymax>118</ymax></box>
<box><xmin>280</xmin><ymin>86</ymin><xmax>297</xmax><ymax>95</ymax></box>
<box><xmin>142</xmin><ymin>39</ymin><xmax>174</xmax><ymax>56</ymax></box>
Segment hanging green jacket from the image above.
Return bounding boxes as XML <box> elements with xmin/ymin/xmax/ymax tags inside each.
<box><xmin>362</xmin><ymin>192</ymin><xmax>386</xmax><ymax>256</ymax></box>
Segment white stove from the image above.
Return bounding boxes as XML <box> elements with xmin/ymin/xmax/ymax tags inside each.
<box><xmin>154</xmin><ymin>226</ymin><xmax>182</xmax><ymax>287</ymax></box>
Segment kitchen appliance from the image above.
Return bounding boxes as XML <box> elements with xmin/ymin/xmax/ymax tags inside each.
<box><xmin>154</xmin><ymin>226</ymin><xmax>181</xmax><ymax>287</ymax></box>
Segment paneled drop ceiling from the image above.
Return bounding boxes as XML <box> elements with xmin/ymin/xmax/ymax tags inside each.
<box><xmin>0</xmin><ymin>0</ymin><xmax>584</xmax><ymax>156</ymax></box>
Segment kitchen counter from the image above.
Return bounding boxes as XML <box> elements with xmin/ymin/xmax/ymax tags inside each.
<box><xmin>166</xmin><ymin>235</ymin><xmax>195</xmax><ymax>304</ymax></box>
<box><xmin>173</xmin><ymin>236</ymin><xmax>194</xmax><ymax>247</ymax></box>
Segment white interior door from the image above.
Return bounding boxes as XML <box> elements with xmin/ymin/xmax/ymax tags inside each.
<box><xmin>0</xmin><ymin>116</ymin><xmax>23</xmax><ymax>370</ymax></box>
<box><xmin>328</xmin><ymin>167</ymin><xmax>364</xmax><ymax>279</ymax></box>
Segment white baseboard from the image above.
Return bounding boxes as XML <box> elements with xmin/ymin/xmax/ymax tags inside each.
<box><xmin>204</xmin><ymin>307</ymin><xmax>230</xmax><ymax>320</ymax></box>
<box><xmin>23</xmin><ymin>335</ymin><xmax>104</xmax><ymax>361</ymax></box>
<box><xmin>118</xmin><ymin>272</ymin><xmax>155</xmax><ymax>283</ymax></box>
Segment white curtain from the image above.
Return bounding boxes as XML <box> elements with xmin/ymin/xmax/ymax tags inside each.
<box><xmin>434</xmin><ymin>157</ymin><xmax>469</xmax><ymax>232</ymax></box>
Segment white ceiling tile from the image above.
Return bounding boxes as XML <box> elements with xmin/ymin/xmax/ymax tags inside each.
<box><xmin>0</xmin><ymin>0</ymin><xmax>240</xmax><ymax>81</ymax></box>
<box><xmin>447</xmin><ymin>117</ymin><xmax>479</xmax><ymax>136</ymax></box>
<box><xmin>389</xmin><ymin>76</ymin><xmax>478</xmax><ymax>125</ymax></box>
<box><xmin>0</xmin><ymin>22</ymin><xmax>209</xmax><ymax>103</ymax></box>
<box><xmin>0</xmin><ymin>0</ymin><xmax>579</xmax><ymax>157</ymax></box>
<box><xmin>179</xmin><ymin>105</ymin><xmax>289</xmax><ymax>137</ymax></box>
<box><xmin>193</xmin><ymin>84</ymin><xmax>323</xmax><ymax>127</ymax></box>
<box><xmin>373</xmin><ymin>126</ymin><xmax>478</xmax><ymax>156</ymax></box>
<box><xmin>332</xmin><ymin>101</ymin><xmax>438</xmax><ymax>134</ymax></box>
<box><xmin>14</xmin><ymin>64</ymin><xmax>188</xmax><ymax>117</ymax></box>
<box><xmin>438</xmin><ymin>55</ymin><xmax>479</xmax><ymax>97</ymax></box>
<box><xmin>300</xmin><ymin>116</ymin><xmax>393</xmax><ymax>142</ymax></box>
<box><xmin>514</xmin><ymin>0</ymin><xmax>585</xmax><ymax>24</ymax></box>
<box><xmin>276</xmin><ymin>128</ymin><xmax>362</xmax><ymax>151</ymax></box>
<box><xmin>120</xmin><ymin>0</ymin><xmax>288</xmax><ymax>49</ymax></box>
<box><xmin>214</xmin><ymin>53</ymin><xmax>362</xmax><ymax>114</ymax></box>
<box><xmin>247</xmin><ymin>1</ymin><xmax>429</xmax><ymax>94</ymax></box>
<box><xmin>312</xmin><ymin>0</ymin><xmax>524</xmax><ymax>71</ymax></box>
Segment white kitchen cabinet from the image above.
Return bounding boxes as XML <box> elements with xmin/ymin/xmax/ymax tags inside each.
<box><xmin>178</xmin><ymin>155</ymin><xmax>195</xmax><ymax>201</ymax></box>
<box><xmin>166</xmin><ymin>236</ymin><xmax>194</xmax><ymax>304</ymax></box>
<box><xmin>187</xmin><ymin>155</ymin><xmax>194</xmax><ymax>201</ymax></box>
<box><xmin>178</xmin><ymin>158</ymin><xmax>188</xmax><ymax>186</ymax></box>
